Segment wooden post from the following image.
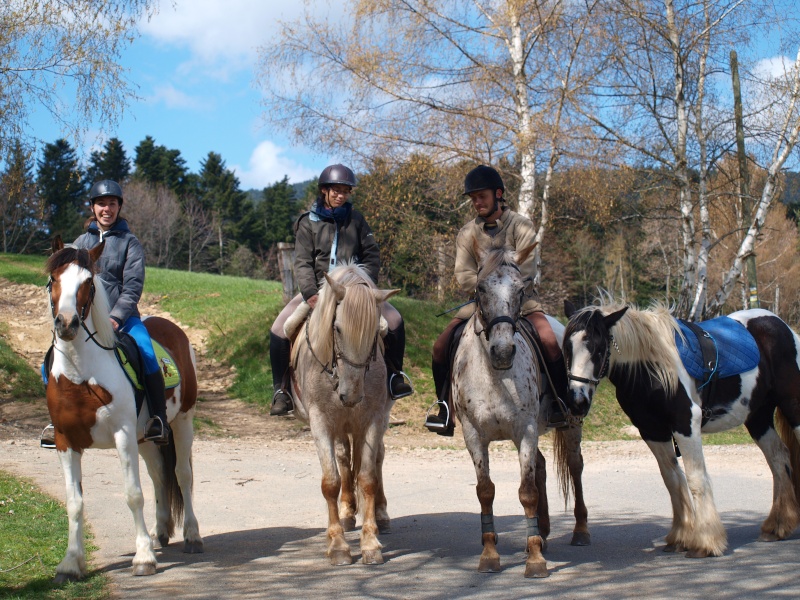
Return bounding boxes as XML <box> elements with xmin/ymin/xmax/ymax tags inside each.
<box><xmin>277</xmin><ymin>242</ymin><xmax>296</xmax><ymax>304</ymax></box>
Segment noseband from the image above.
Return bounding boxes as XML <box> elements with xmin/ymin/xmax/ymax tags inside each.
<box><xmin>567</xmin><ymin>333</ymin><xmax>619</xmax><ymax>386</ymax></box>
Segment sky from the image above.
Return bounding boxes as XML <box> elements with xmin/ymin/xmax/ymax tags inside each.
<box><xmin>31</xmin><ymin>0</ymin><xmax>332</xmax><ymax>191</ymax></box>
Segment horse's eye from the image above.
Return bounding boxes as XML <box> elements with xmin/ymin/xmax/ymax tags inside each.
<box><xmin>334</xmin><ymin>325</ymin><xmax>341</xmax><ymax>335</ymax></box>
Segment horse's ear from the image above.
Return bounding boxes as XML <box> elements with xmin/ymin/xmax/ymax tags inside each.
<box><xmin>324</xmin><ymin>273</ymin><xmax>346</xmax><ymax>302</ymax></box>
<box><xmin>604</xmin><ymin>306</ymin><xmax>629</xmax><ymax>330</ymax></box>
<box><xmin>88</xmin><ymin>240</ymin><xmax>106</xmax><ymax>263</ymax></box>
<box><xmin>51</xmin><ymin>236</ymin><xmax>64</xmax><ymax>254</ymax></box>
<box><xmin>373</xmin><ymin>288</ymin><xmax>400</xmax><ymax>304</ymax></box>
<box><xmin>514</xmin><ymin>242</ymin><xmax>538</xmax><ymax>265</ymax></box>
<box><xmin>564</xmin><ymin>300</ymin><xmax>577</xmax><ymax>318</ymax></box>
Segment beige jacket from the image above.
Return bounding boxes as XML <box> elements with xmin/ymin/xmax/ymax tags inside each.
<box><xmin>454</xmin><ymin>207</ymin><xmax>542</xmax><ymax>319</ymax></box>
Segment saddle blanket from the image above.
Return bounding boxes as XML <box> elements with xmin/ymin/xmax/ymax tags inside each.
<box><xmin>117</xmin><ymin>340</ymin><xmax>181</xmax><ymax>391</ymax></box>
<box><xmin>674</xmin><ymin>316</ymin><xmax>760</xmax><ymax>383</ymax></box>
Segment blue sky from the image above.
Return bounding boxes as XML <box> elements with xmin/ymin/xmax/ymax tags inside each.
<box><xmin>31</xmin><ymin>1</ymin><xmax>331</xmax><ymax>190</ymax></box>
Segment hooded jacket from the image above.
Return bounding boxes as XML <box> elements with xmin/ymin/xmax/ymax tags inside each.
<box><xmin>73</xmin><ymin>219</ymin><xmax>144</xmax><ymax>325</ymax></box>
<box><xmin>294</xmin><ymin>202</ymin><xmax>380</xmax><ymax>301</ymax></box>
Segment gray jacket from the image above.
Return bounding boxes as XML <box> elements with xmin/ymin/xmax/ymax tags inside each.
<box><xmin>74</xmin><ymin>219</ymin><xmax>145</xmax><ymax>325</ymax></box>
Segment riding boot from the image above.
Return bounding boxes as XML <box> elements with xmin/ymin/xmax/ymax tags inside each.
<box><xmin>143</xmin><ymin>371</ymin><xmax>171</xmax><ymax>445</ymax></box>
<box><xmin>544</xmin><ymin>355</ymin><xmax>570</xmax><ymax>429</ymax></box>
<box><xmin>269</xmin><ymin>332</ymin><xmax>294</xmax><ymax>416</ymax></box>
<box><xmin>424</xmin><ymin>321</ymin><xmax>465</xmax><ymax>437</ymax></box>
<box><xmin>384</xmin><ymin>323</ymin><xmax>413</xmax><ymax>399</ymax></box>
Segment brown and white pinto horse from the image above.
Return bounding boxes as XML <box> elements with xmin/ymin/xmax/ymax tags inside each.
<box><xmin>564</xmin><ymin>300</ymin><xmax>800</xmax><ymax>557</ymax></box>
<box><xmin>44</xmin><ymin>238</ymin><xmax>203</xmax><ymax>583</ymax></box>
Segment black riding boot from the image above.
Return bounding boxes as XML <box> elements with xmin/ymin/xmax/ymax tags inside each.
<box><xmin>144</xmin><ymin>371</ymin><xmax>171</xmax><ymax>445</ymax></box>
<box><xmin>424</xmin><ymin>336</ymin><xmax>458</xmax><ymax>437</ymax></box>
<box><xmin>269</xmin><ymin>332</ymin><xmax>294</xmax><ymax>416</ymax></box>
<box><xmin>545</xmin><ymin>355</ymin><xmax>570</xmax><ymax>429</ymax></box>
<box><xmin>384</xmin><ymin>323</ymin><xmax>413</xmax><ymax>399</ymax></box>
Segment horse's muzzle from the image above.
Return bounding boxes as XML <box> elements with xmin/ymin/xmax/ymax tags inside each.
<box><xmin>339</xmin><ymin>393</ymin><xmax>364</xmax><ymax>408</ymax></box>
<box><xmin>567</xmin><ymin>385</ymin><xmax>593</xmax><ymax>417</ymax></box>
<box><xmin>490</xmin><ymin>343</ymin><xmax>516</xmax><ymax>370</ymax></box>
<box><xmin>54</xmin><ymin>314</ymin><xmax>80</xmax><ymax>341</ymax></box>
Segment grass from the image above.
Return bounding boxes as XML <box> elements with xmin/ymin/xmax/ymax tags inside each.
<box><xmin>0</xmin><ymin>323</ymin><xmax>42</xmax><ymax>403</ymax></box>
<box><xmin>0</xmin><ymin>471</ymin><xmax>108</xmax><ymax>600</ymax></box>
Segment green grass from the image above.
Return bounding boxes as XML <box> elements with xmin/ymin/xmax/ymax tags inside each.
<box><xmin>0</xmin><ymin>324</ymin><xmax>41</xmax><ymax>403</ymax></box>
<box><xmin>0</xmin><ymin>254</ymin><xmax>49</xmax><ymax>286</ymax></box>
<box><xmin>0</xmin><ymin>471</ymin><xmax>108</xmax><ymax>600</ymax></box>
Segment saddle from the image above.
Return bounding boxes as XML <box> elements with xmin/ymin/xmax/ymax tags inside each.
<box><xmin>675</xmin><ymin>316</ymin><xmax>760</xmax><ymax>420</ymax></box>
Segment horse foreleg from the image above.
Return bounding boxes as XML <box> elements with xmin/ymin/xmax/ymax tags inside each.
<box><xmin>356</xmin><ymin>427</ymin><xmax>385</xmax><ymax>565</ymax></box>
<box><xmin>55</xmin><ymin>449</ymin><xmax>88</xmax><ymax>583</ymax></box>
<box><xmin>171</xmin><ymin>409</ymin><xmax>204</xmax><ymax>553</ymax></box>
<box><xmin>313</xmin><ymin>432</ymin><xmax>352</xmax><ymax>565</ymax></box>
<box><xmin>646</xmin><ymin>440</ymin><xmax>695</xmax><ymax>553</ymax></box>
<box><xmin>375</xmin><ymin>436</ymin><xmax>391</xmax><ymax>534</ymax></box>
<box><xmin>335</xmin><ymin>437</ymin><xmax>357</xmax><ymax>531</ymax></box>
<box><xmin>534</xmin><ymin>449</ymin><xmax>550</xmax><ymax>543</ymax></box>
<box><xmin>115</xmin><ymin>430</ymin><xmax>158</xmax><ymax>575</ymax></box>
<box><xmin>139</xmin><ymin>441</ymin><xmax>170</xmax><ymax>548</ymax></box>
<box><xmin>558</xmin><ymin>427</ymin><xmax>591</xmax><ymax>546</ymax></box>
<box><xmin>463</xmin><ymin>425</ymin><xmax>500</xmax><ymax>573</ymax></box>
<box><xmin>519</xmin><ymin>434</ymin><xmax>548</xmax><ymax>578</ymax></box>
<box><xmin>750</xmin><ymin>424</ymin><xmax>800</xmax><ymax>541</ymax></box>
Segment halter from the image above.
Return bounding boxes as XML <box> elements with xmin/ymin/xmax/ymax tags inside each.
<box><xmin>567</xmin><ymin>333</ymin><xmax>620</xmax><ymax>386</ymax></box>
<box><xmin>47</xmin><ymin>275</ymin><xmax>115</xmax><ymax>352</ymax></box>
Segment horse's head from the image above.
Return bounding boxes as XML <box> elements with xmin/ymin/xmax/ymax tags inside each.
<box><xmin>45</xmin><ymin>237</ymin><xmax>107</xmax><ymax>342</ymax></box>
<box><xmin>473</xmin><ymin>240</ymin><xmax>536</xmax><ymax>370</ymax></box>
<box><xmin>563</xmin><ymin>302</ymin><xmax>628</xmax><ymax>416</ymax></box>
<box><xmin>317</xmin><ymin>266</ymin><xmax>398</xmax><ymax>407</ymax></box>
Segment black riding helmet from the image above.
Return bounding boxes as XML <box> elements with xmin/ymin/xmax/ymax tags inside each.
<box><xmin>318</xmin><ymin>164</ymin><xmax>357</xmax><ymax>189</ymax></box>
<box><xmin>463</xmin><ymin>165</ymin><xmax>504</xmax><ymax>196</ymax></box>
<box><xmin>89</xmin><ymin>180</ymin><xmax>124</xmax><ymax>205</ymax></box>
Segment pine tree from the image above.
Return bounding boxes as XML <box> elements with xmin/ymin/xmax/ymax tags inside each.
<box><xmin>37</xmin><ymin>139</ymin><xmax>86</xmax><ymax>241</ymax></box>
<box><xmin>86</xmin><ymin>137</ymin><xmax>131</xmax><ymax>183</ymax></box>
<box><xmin>133</xmin><ymin>136</ymin><xmax>188</xmax><ymax>196</ymax></box>
<box><xmin>1</xmin><ymin>140</ymin><xmax>44</xmax><ymax>253</ymax></box>
<box><xmin>258</xmin><ymin>176</ymin><xmax>299</xmax><ymax>248</ymax></box>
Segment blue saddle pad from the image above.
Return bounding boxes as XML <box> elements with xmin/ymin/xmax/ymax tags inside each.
<box><xmin>675</xmin><ymin>316</ymin><xmax>760</xmax><ymax>383</ymax></box>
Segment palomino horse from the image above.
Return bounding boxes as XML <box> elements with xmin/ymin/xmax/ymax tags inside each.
<box><xmin>289</xmin><ymin>262</ymin><xmax>398</xmax><ymax>565</ymax></box>
<box><xmin>564</xmin><ymin>299</ymin><xmax>800</xmax><ymax>557</ymax></box>
<box><xmin>44</xmin><ymin>238</ymin><xmax>203</xmax><ymax>582</ymax></box>
<box><xmin>452</xmin><ymin>243</ymin><xmax>588</xmax><ymax>579</ymax></box>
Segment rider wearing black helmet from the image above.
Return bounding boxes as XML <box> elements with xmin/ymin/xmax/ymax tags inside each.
<box><xmin>268</xmin><ymin>164</ymin><xmax>413</xmax><ymax>416</ymax></box>
<box><xmin>424</xmin><ymin>165</ymin><xmax>569</xmax><ymax>436</ymax></box>
<box><xmin>41</xmin><ymin>179</ymin><xmax>171</xmax><ymax>448</ymax></box>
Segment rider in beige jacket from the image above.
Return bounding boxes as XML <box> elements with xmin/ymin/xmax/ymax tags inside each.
<box><xmin>425</xmin><ymin>165</ymin><xmax>568</xmax><ymax>436</ymax></box>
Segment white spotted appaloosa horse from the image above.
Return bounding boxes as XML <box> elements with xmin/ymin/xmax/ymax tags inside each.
<box><xmin>452</xmin><ymin>242</ymin><xmax>589</xmax><ymax>578</ymax></box>
<box><xmin>289</xmin><ymin>262</ymin><xmax>398</xmax><ymax>565</ymax></box>
<box><xmin>564</xmin><ymin>299</ymin><xmax>800</xmax><ymax>557</ymax></box>
<box><xmin>44</xmin><ymin>238</ymin><xmax>202</xmax><ymax>583</ymax></box>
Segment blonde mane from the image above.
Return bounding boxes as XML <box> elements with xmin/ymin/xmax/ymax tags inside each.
<box><xmin>580</xmin><ymin>297</ymin><xmax>683</xmax><ymax>394</ymax></box>
<box><xmin>293</xmin><ymin>262</ymin><xmax>381</xmax><ymax>366</ymax></box>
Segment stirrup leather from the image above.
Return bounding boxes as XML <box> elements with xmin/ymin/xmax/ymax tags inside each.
<box><xmin>40</xmin><ymin>424</ymin><xmax>56</xmax><ymax>449</ymax></box>
<box><xmin>388</xmin><ymin>370</ymin><xmax>414</xmax><ymax>399</ymax></box>
<box><xmin>424</xmin><ymin>400</ymin><xmax>451</xmax><ymax>431</ymax></box>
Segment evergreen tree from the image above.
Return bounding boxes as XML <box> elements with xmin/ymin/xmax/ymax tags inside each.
<box><xmin>1</xmin><ymin>140</ymin><xmax>44</xmax><ymax>253</ymax></box>
<box><xmin>86</xmin><ymin>137</ymin><xmax>131</xmax><ymax>183</ymax></box>
<box><xmin>37</xmin><ymin>139</ymin><xmax>86</xmax><ymax>241</ymax></box>
<box><xmin>258</xmin><ymin>176</ymin><xmax>299</xmax><ymax>247</ymax></box>
<box><xmin>133</xmin><ymin>136</ymin><xmax>188</xmax><ymax>196</ymax></box>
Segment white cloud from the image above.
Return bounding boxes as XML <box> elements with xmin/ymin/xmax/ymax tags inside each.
<box><xmin>233</xmin><ymin>140</ymin><xmax>320</xmax><ymax>189</ymax></box>
<box><xmin>754</xmin><ymin>55</ymin><xmax>795</xmax><ymax>80</ymax></box>
<box><xmin>148</xmin><ymin>84</ymin><xmax>209</xmax><ymax>110</ymax></box>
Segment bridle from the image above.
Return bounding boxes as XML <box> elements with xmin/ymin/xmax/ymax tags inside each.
<box><xmin>47</xmin><ymin>275</ymin><xmax>115</xmax><ymax>351</ymax></box>
<box><xmin>474</xmin><ymin>262</ymin><xmax>525</xmax><ymax>341</ymax></box>
<box><xmin>566</xmin><ymin>331</ymin><xmax>620</xmax><ymax>386</ymax></box>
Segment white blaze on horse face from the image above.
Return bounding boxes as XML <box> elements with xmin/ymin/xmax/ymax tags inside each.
<box><xmin>52</xmin><ymin>264</ymin><xmax>92</xmax><ymax>341</ymax></box>
<box><xmin>568</xmin><ymin>329</ymin><xmax>597</xmax><ymax>406</ymax></box>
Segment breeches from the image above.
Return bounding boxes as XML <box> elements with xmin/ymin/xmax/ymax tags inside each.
<box><xmin>121</xmin><ymin>316</ymin><xmax>159</xmax><ymax>374</ymax></box>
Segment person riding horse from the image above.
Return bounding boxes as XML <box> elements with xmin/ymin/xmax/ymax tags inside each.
<box><xmin>269</xmin><ymin>164</ymin><xmax>413</xmax><ymax>416</ymax></box>
<box><xmin>41</xmin><ymin>179</ymin><xmax>171</xmax><ymax>447</ymax></box>
<box><xmin>424</xmin><ymin>165</ymin><xmax>570</xmax><ymax>436</ymax></box>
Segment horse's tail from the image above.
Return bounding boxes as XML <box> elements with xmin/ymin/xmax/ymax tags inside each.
<box><xmin>158</xmin><ymin>437</ymin><xmax>185</xmax><ymax>538</ymax></box>
<box><xmin>776</xmin><ymin>408</ymin><xmax>800</xmax><ymax>503</ymax></box>
<box><xmin>553</xmin><ymin>428</ymin><xmax>574</xmax><ymax>507</ymax></box>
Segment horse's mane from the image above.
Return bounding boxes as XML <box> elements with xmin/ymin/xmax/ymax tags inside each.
<box><xmin>46</xmin><ymin>247</ymin><xmax>116</xmax><ymax>349</ymax></box>
<box><xmin>572</xmin><ymin>296</ymin><xmax>682</xmax><ymax>394</ymax></box>
<box><xmin>477</xmin><ymin>246</ymin><xmax>519</xmax><ymax>283</ymax></box>
<box><xmin>297</xmin><ymin>261</ymin><xmax>380</xmax><ymax>365</ymax></box>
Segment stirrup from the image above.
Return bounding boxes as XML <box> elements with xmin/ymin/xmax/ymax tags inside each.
<box><xmin>424</xmin><ymin>400</ymin><xmax>451</xmax><ymax>432</ymax></box>
<box><xmin>40</xmin><ymin>424</ymin><xmax>56</xmax><ymax>449</ymax></box>
<box><xmin>270</xmin><ymin>389</ymin><xmax>294</xmax><ymax>416</ymax></box>
<box><xmin>388</xmin><ymin>371</ymin><xmax>414</xmax><ymax>399</ymax></box>
<box><xmin>144</xmin><ymin>417</ymin><xmax>169</xmax><ymax>445</ymax></box>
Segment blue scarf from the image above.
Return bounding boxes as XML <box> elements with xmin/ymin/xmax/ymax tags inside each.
<box><xmin>313</xmin><ymin>200</ymin><xmax>352</xmax><ymax>225</ymax></box>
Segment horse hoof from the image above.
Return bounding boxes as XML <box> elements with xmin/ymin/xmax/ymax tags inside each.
<box><xmin>340</xmin><ymin>517</ymin><xmax>357</xmax><ymax>532</ymax></box>
<box><xmin>685</xmin><ymin>548</ymin><xmax>715</xmax><ymax>558</ymax></box>
<box><xmin>54</xmin><ymin>572</ymin><xmax>81</xmax><ymax>584</ymax></box>
<box><xmin>759</xmin><ymin>532</ymin><xmax>781</xmax><ymax>542</ymax></box>
<box><xmin>184</xmin><ymin>540</ymin><xmax>205</xmax><ymax>554</ymax></box>
<box><xmin>377</xmin><ymin>519</ymin><xmax>391</xmax><ymax>535</ymax></box>
<box><xmin>663</xmin><ymin>543</ymin><xmax>686</xmax><ymax>553</ymax></box>
<box><xmin>158</xmin><ymin>534</ymin><xmax>170</xmax><ymax>548</ymax></box>
<box><xmin>570</xmin><ymin>532</ymin><xmax>591</xmax><ymax>546</ymax></box>
<box><xmin>328</xmin><ymin>549</ymin><xmax>353</xmax><ymax>566</ymax></box>
<box><xmin>133</xmin><ymin>563</ymin><xmax>157</xmax><ymax>576</ymax></box>
<box><xmin>478</xmin><ymin>557</ymin><xmax>501</xmax><ymax>573</ymax></box>
<box><xmin>524</xmin><ymin>561</ymin><xmax>550</xmax><ymax>578</ymax></box>
<box><xmin>361</xmin><ymin>549</ymin><xmax>384</xmax><ymax>565</ymax></box>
